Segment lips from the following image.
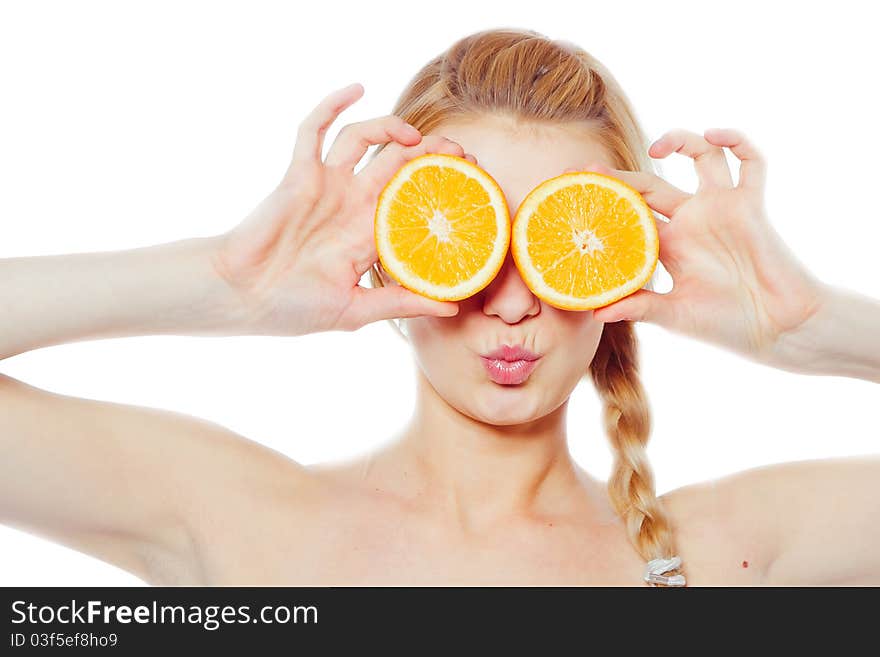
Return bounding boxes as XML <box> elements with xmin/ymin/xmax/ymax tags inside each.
<box><xmin>480</xmin><ymin>344</ymin><xmax>542</xmax><ymax>385</ymax></box>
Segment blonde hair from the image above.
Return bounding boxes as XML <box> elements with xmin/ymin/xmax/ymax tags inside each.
<box><xmin>367</xmin><ymin>28</ymin><xmax>683</xmax><ymax>585</ymax></box>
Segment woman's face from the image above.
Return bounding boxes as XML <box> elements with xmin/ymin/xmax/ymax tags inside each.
<box><xmin>381</xmin><ymin>114</ymin><xmax>616</xmax><ymax>426</ymax></box>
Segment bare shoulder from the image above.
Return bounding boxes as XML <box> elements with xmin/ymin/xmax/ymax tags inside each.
<box><xmin>662</xmin><ymin>456</ymin><xmax>880</xmax><ymax>585</ymax></box>
<box><xmin>141</xmin><ymin>418</ymin><xmax>329</xmax><ymax>584</ymax></box>
<box><xmin>698</xmin><ymin>456</ymin><xmax>880</xmax><ymax>585</ymax></box>
<box><xmin>0</xmin><ymin>371</ymin><xmax>328</xmax><ymax>586</ymax></box>
<box><xmin>658</xmin><ymin>466</ymin><xmax>785</xmax><ymax>585</ymax></box>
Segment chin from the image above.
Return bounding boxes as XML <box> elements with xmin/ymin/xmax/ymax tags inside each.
<box><xmin>467</xmin><ymin>385</ymin><xmax>549</xmax><ymax>426</ymax></box>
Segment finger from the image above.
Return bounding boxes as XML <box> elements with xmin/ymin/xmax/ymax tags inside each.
<box><xmin>290</xmin><ymin>83</ymin><xmax>365</xmax><ymax>171</ymax></box>
<box><xmin>324</xmin><ymin>115</ymin><xmax>422</xmax><ymax>171</ymax></box>
<box><xmin>357</xmin><ymin>135</ymin><xmax>467</xmax><ymax>191</ymax></box>
<box><xmin>344</xmin><ymin>284</ymin><xmax>460</xmax><ymax>330</ymax></box>
<box><xmin>703</xmin><ymin>128</ymin><xmax>767</xmax><ymax>192</ymax></box>
<box><xmin>649</xmin><ymin>129</ymin><xmax>734</xmax><ymax>189</ymax></box>
<box><xmin>578</xmin><ymin>161</ymin><xmax>691</xmax><ymax>219</ymax></box>
<box><xmin>591</xmin><ymin>289</ymin><xmax>674</xmax><ymax>327</ymax></box>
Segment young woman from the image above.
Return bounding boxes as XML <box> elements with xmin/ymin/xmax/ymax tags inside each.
<box><xmin>1</xmin><ymin>28</ymin><xmax>878</xmax><ymax>586</ymax></box>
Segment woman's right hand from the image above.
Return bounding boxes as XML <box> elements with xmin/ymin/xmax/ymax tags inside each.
<box><xmin>212</xmin><ymin>83</ymin><xmax>469</xmax><ymax>336</ymax></box>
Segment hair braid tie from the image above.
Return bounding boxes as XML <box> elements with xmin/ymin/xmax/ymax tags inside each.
<box><xmin>644</xmin><ymin>556</ymin><xmax>687</xmax><ymax>587</ymax></box>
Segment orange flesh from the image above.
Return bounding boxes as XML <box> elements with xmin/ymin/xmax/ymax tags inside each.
<box><xmin>524</xmin><ymin>183</ymin><xmax>648</xmax><ymax>297</ymax></box>
<box><xmin>386</xmin><ymin>165</ymin><xmax>499</xmax><ymax>287</ymax></box>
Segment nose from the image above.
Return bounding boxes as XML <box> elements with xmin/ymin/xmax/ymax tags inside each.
<box><xmin>480</xmin><ymin>249</ymin><xmax>541</xmax><ymax>324</ymax></box>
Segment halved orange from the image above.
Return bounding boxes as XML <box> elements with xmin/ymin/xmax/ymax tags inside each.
<box><xmin>375</xmin><ymin>153</ymin><xmax>510</xmax><ymax>301</ymax></box>
<box><xmin>511</xmin><ymin>171</ymin><xmax>659</xmax><ymax>311</ymax></box>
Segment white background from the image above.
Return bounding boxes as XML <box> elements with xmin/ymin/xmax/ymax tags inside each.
<box><xmin>1</xmin><ymin>0</ymin><xmax>877</xmax><ymax>585</ymax></box>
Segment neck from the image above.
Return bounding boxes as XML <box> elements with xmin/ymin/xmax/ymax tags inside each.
<box><xmin>384</xmin><ymin>369</ymin><xmax>597</xmax><ymax>530</ymax></box>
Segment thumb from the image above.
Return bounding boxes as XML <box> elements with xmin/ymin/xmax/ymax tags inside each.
<box><xmin>592</xmin><ymin>289</ymin><xmax>670</xmax><ymax>326</ymax></box>
<box><xmin>345</xmin><ymin>284</ymin><xmax>459</xmax><ymax>329</ymax></box>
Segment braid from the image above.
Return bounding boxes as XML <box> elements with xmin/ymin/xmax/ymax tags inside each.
<box><xmin>589</xmin><ymin>321</ymin><xmax>685</xmax><ymax>586</ymax></box>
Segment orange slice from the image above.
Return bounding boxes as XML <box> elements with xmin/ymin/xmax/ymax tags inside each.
<box><xmin>375</xmin><ymin>153</ymin><xmax>510</xmax><ymax>301</ymax></box>
<box><xmin>511</xmin><ymin>171</ymin><xmax>659</xmax><ymax>311</ymax></box>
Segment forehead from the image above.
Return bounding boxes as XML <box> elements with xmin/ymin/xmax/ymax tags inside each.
<box><xmin>425</xmin><ymin>114</ymin><xmax>615</xmax><ymax>213</ymax></box>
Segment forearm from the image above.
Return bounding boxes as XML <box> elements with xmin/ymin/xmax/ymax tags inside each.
<box><xmin>772</xmin><ymin>281</ymin><xmax>880</xmax><ymax>383</ymax></box>
<box><xmin>0</xmin><ymin>235</ymin><xmax>248</xmax><ymax>360</ymax></box>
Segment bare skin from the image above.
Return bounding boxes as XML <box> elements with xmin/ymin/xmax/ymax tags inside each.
<box><xmin>1</xmin><ymin>84</ymin><xmax>878</xmax><ymax>586</ymax></box>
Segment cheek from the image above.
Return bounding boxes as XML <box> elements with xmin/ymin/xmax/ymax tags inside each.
<box><xmin>562</xmin><ymin>309</ymin><xmax>603</xmax><ymax>338</ymax></box>
<box><xmin>406</xmin><ymin>315</ymin><xmax>477</xmax><ymax>381</ymax></box>
<box><xmin>406</xmin><ymin>315</ymin><xmax>460</xmax><ymax>358</ymax></box>
<box><xmin>550</xmin><ymin>311</ymin><xmax>605</xmax><ymax>369</ymax></box>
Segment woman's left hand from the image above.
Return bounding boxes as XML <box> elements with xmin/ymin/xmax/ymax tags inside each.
<box><xmin>585</xmin><ymin>128</ymin><xmax>827</xmax><ymax>368</ymax></box>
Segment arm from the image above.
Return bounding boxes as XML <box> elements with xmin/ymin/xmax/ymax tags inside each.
<box><xmin>0</xmin><ymin>235</ymin><xmax>307</xmax><ymax>584</ymax></box>
<box><xmin>0</xmin><ymin>236</ymin><xmax>243</xmax><ymax>360</ymax></box>
<box><xmin>769</xmin><ymin>281</ymin><xmax>880</xmax><ymax>383</ymax></box>
<box><xmin>0</xmin><ymin>83</ymin><xmax>469</xmax><ymax>582</ymax></box>
<box><xmin>585</xmin><ymin>128</ymin><xmax>879</xmax><ymax>583</ymax></box>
